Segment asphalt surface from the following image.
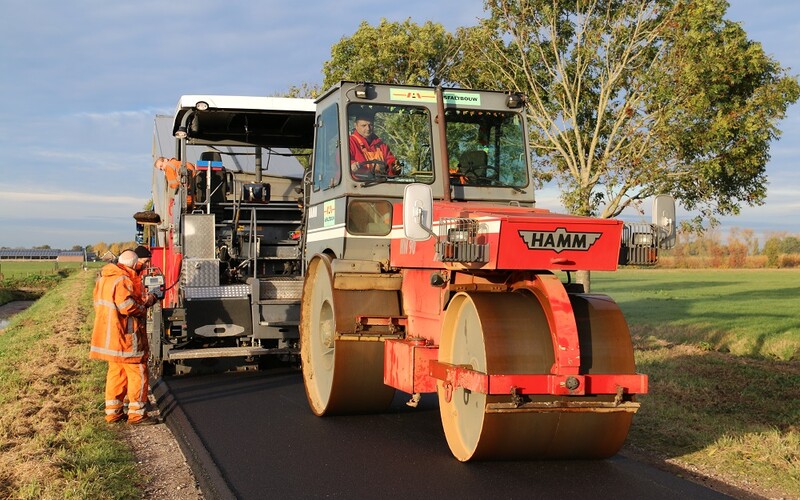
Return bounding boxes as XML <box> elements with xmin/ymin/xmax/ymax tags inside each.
<box><xmin>154</xmin><ymin>369</ymin><xmax>736</xmax><ymax>500</ymax></box>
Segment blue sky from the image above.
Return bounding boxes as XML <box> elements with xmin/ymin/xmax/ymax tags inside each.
<box><xmin>0</xmin><ymin>1</ymin><xmax>797</xmax><ymax>249</ymax></box>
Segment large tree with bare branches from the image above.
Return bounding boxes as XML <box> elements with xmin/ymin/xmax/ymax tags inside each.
<box><xmin>321</xmin><ymin>2</ymin><xmax>797</xmax><ymax>231</ymax></box>
<box><xmin>454</xmin><ymin>0</ymin><xmax>798</xmax><ymax>227</ymax></box>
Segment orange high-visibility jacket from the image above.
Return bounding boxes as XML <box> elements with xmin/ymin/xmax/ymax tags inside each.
<box><xmin>90</xmin><ymin>263</ymin><xmax>148</xmax><ymax>364</ymax></box>
<box><xmin>162</xmin><ymin>158</ymin><xmax>196</xmax><ymax>190</ymax></box>
<box><xmin>348</xmin><ymin>132</ymin><xmax>398</xmax><ymax>176</ymax></box>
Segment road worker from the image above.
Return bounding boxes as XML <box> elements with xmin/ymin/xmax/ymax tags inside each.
<box><xmin>154</xmin><ymin>156</ymin><xmax>196</xmax><ymax>191</ymax></box>
<box><xmin>348</xmin><ymin>110</ymin><xmax>399</xmax><ymax>179</ymax></box>
<box><xmin>90</xmin><ymin>249</ymin><xmax>158</xmax><ymax>425</ymax></box>
<box><xmin>155</xmin><ymin>156</ymin><xmax>196</xmax><ymax>220</ymax></box>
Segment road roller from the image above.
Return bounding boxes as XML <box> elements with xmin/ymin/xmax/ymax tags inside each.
<box><xmin>300</xmin><ymin>81</ymin><xmax>675</xmax><ymax>460</ymax></box>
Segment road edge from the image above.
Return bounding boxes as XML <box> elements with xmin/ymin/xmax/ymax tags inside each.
<box><xmin>151</xmin><ymin>377</ymin><xmax>238</xmax><ymax>500</ymax></box>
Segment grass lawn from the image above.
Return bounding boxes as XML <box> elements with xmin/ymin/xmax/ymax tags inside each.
<box><xmin>0</xmin><ymin>261</ymin><xmax>86</xmax><ymax>278</ymax></box>
<box><xmin>592</xmin><ymin>268</ymin><xmax>799</xmax><ymax>498</ymax></box>
<box><xmin>592</xmin><ymin>268</ymin><xmax>800</xmax><ymax>361</ymax></box>
<box><xmin>0</xmin><ymin>270</ymin><xmax>140</xmax><ymax>499</ymax></box>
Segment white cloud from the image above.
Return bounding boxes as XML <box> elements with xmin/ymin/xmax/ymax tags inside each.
<box><xmin>0</xmin><ymin>190</ymin><xmax>144</xmax><ymax>206</ymax></box>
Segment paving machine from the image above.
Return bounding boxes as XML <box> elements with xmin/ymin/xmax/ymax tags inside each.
<box><xmin>136</xmin><ymin>95</ymin><xmax>316</xmax><ymax>375</ymax></box>
<box><xmin>300</xmin><ymin>81</ymin><xmax>675</xmax><ymax>461</ymax></box>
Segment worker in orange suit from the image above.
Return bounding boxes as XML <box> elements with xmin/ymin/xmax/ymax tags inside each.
<box><xmin>348</xmin><ymin>111</ymin><xmax>399</xmax><ymax>179</ymax></box>
<box><xmin>155</xmin><ymin>156</ymin><xmax>196</xmax><ymax>214</ymax></box>
<box><xmin>154</xmin><ymin>156</ymin><xmax>196</xmax><ymax>190</ymax></box>
<box><xmin>90</xmin><ymin>249</ymin><xmax>158</xmax><ymax>425</ymax></box>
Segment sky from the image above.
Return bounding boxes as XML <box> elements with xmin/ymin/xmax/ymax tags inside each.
<box><xmin>0</xmin><ymin>1</ymin><xmax>798</xmax><ymax>249</ymax></box>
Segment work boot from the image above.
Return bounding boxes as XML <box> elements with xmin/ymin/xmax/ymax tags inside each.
<box><xmin>106</xmin><ymin>416</ymin><xmax>127</xmax><ymax>425</ymax></box>
<box><xmin>128</xmin><ymin>415</ymin><xmax>161</xmax><ymax>426</ymax></box>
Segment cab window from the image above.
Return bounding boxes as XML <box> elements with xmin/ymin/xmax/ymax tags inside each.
<box><xmin>346</xmin><ymin>104</ymin><xmax>433</xmax><ymax>184</ymax></box>
<box><xmin>346</xmin><ymin>200</ymin><xmax>392</xmax><ymax>236</ymax></box>
<box><xmin>312</xmin><ymin>104</ymin><xmax>341</xmax><ymax>191</ymax></box>
<box><xmin>445</xmin><ymin>109</ymin><xmax>529</xmax><ymax>188</ymax></box>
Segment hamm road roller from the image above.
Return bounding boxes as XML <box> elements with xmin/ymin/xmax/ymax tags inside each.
<box><xmin>300</xmin><ymin>81</ymin><xmax>675</xmax><ymax>461</ymax></box>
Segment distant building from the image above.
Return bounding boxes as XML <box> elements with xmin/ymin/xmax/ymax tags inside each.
<box><xmin>0</xmin><ymin>249</ymin><xmax>95</xmax><ymax>262</ymax></box>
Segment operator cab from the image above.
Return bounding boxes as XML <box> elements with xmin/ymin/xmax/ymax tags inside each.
<box><xmin>310</xmin><ymin>82</ymin><xmax>534</xmax><ymax>203</ymax></box>
<box><xmin>306</xmin><ymin>81</ymin><xmax>535</xmax><ymax>263</ymax></box>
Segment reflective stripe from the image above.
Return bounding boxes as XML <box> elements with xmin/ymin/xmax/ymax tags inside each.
<box><xmin>119</xmin><ymin>298</ymin><xmax>136</xmax><ymax>310</ymax></box>
<box><xmin>137</xmin><ymin>364</ymin><xmax>146</xmax><ymax>398</ymax></box>
<box><xmin>90</xmin><ymin>345</ymin><xmax>146</xmax><ymax>358</ymax></box>
<box><xmin>106</xmin><ymin>399</ymin><xmax>123</xmax><ymax>406</ymax></box>
<box><xmin>105</xmin><ymin>409</ymin><xmax>125</xmax><ymax>415</ymax></box>
<box><xmin>128</xmin><ymin>402</ymin><xmax>147</xmax><ymax>416</ymax></box>
<box><xmin>105</xmin><ymin>313</ymin><xmax>113</xmax><ymax>350</ymax></box>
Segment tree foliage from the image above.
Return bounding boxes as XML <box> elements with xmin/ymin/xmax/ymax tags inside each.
<box><xmin>454</xmin><ymin>0</ymin><xmax>799</xmax><ymax>223</ymax></box>
<box><xmin>323</xmin><ymin>19</ymin><xmax>459</xmax><ymax>88</ymax></box>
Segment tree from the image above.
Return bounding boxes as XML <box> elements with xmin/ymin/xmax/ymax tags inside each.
<box><xmin>453</xmin><ymin>0</ymin><xmax>799</xmax><ymax>227</ymax></box>
<box><xmin>93</xmin><ymin>241</ymin><xmax>109</xmax><ymax>260</ymax></box>
<box><xmin>323</xmin><ymin>19</ymin><xmax>459</xmax><ymax>88</ymax></box>
<box><xmin>283</xmin><ymin>83</ymin><xmax>322</xmax><ymax>99</ymax></box>
<box><xmin>762</xmin><ymin>233</ymin><xmax>800</xmax><ymax>267</ymax></box>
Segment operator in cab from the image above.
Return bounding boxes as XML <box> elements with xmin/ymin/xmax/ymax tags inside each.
<box><xmin>348</xmin><ymin>110</ymin><xmax>399</xmax><ymax>179</ymax></box>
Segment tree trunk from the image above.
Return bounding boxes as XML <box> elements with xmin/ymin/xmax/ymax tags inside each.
<box><xmin>576</xmin><ymin>270</ymin><xmax>591</xmax><ymax>293</ymax></box>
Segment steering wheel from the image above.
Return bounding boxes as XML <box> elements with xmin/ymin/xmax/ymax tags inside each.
<box><xmin>352</xmin><ymin>159</ymin><xmax>389</xmax><ymax>181</ymax></box>
<box><xmin>462</xmin><ymin>164</ymin><xmax>499</xmax><ymax>185</ymax></box>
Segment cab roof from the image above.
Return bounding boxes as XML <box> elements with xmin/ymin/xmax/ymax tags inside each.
<box><xmin>172</xmin><ymin>95</ymin><xmax>316</xmax><ymax>149</ymax></box>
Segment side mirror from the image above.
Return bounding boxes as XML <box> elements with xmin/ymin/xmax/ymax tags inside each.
<box><xmin>403</xmin><ymin>183</ymin><xmax>434</xmax><ymax>241</ymax></box>
<box><xmin>653</xmin><ymin>194</ymin><xmax>676</xmax><ymax>249</ymax></box>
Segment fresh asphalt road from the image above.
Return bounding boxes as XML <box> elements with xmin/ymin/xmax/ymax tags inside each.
<box><xmin>154</xmin><ymin>369</ymin><xmax>735</xmax><ymax>500</ymax></box>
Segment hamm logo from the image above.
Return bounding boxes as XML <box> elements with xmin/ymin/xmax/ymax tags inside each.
<box><xmin>518</xmin><ymin>228</ymin><xmax>602</xmax><ymax>253</ymax></box>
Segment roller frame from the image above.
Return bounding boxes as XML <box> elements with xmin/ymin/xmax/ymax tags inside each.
<box><xmin>428</xmin><ymin>273</ymin><xmax>648</xmax><ymax>399</ymax></box>
<box><xmin>429</xmin><ymin>361</ymin><xmax>648</xmax><ymax>398</ymax></box>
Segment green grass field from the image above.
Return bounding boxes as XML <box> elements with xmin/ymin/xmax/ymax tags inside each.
<box><xmin>0</xmin><ymin>262</ymin><xmax>103</xmax><ymax>303</ymax></box>
<box><xmin>588</xmin><ymin>268</ymin><xmax>799</xmax><ymax>497</ymax></box>
<box><xmin>592</xmin><ymin>268</ymin><xmax>800</xmax><ymax>361</ymax></box>
<box><xmin>0</xmin><ymin>261</ymin><xmax>95</xmax><ymax>279</ymax></box>
<box><xmin>0</xmin><ymin>271</ymin><xmax>139</xmax><ymax>498</ymax></box>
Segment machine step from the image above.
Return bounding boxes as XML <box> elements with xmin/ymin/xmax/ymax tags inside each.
<box><xmin>258</xmin><ymin>320</ymin><xmax>300</xmax><ymax>327</ymax></box>
<box><xmin>166</xmin><ymin>346</ymin><xmax>296</xmax><ymax>360</ymax></box>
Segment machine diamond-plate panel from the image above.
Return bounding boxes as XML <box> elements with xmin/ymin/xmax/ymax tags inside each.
<box><xmin>183</xmin><ymin>258</ymin><xmax>220</xmax><ymax>287</ymax></box>
<box><xmin>183</xmin><ymin>214</ymin><xmax>216</xmax><ymax>258</ymax></box>
<box><xmin>184</xmin><ymin>284</ymin><xmax>250</xmax><ymax>300</ymax></box>
<box><xmin>259</xmin><ymin>277</ymin><xmax>303</xmax><ymax>300</ymax></box>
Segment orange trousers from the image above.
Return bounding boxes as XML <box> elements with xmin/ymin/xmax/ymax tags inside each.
<box><xmin>105</xmin><ymin>361</ymin><xmax>149</xmax><ymax>423</ymax></box>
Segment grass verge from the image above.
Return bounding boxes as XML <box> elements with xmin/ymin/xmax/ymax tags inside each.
<box><xmin>592</xmin><ymin>269</ymin><xmax>800</xmax><ymax>498</ymax></box>
<box><xmin>0</xmin><ymin>270</ymin><xmax>140</xmax><ymax>499</ymax></box>
<box><xmin>629</xmin><ymin>339</ymin><xmax>799</xmax><ymax>498</ymax></box>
